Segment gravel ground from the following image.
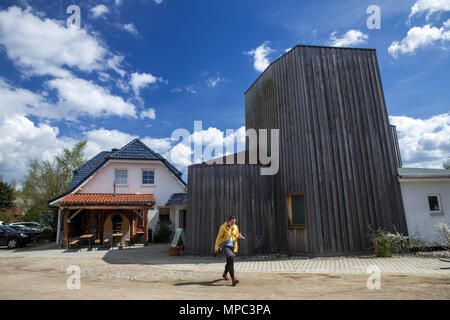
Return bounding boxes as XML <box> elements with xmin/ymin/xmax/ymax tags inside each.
<box><xmin>0</xmin><ymin>243</ymin><xmax>449</xmax><ymax>300</ymax></box>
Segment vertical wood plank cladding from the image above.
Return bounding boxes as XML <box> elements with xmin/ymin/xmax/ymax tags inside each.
<box><xmin>245</xmin><ymin>46</ymin><xmax>408</xmax><ymax>254</ymax></box>
<box><xmin>186</xmin><ymin>164</ymin><xmax>276</xmax><ymax>255</ymax></box>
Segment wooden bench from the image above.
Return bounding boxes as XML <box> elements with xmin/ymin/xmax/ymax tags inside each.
<box><xmin>94</xmin><ymin>239</ymin><xmax>101</xmax><ymax>249</ymax></box>
<box><xmin>103</xmin><ymin>238</ymin><xmax>111</xmax><ymax>249</ymax></box>
<box><xmin>124</xmin><ymin>238</ymin><xmax>131</xmax><ymax>248</ymax></box>
<box><xmin>69</xmin><ymin>239</ymin><xmax>80</xmax><ymax>250</ymax></box>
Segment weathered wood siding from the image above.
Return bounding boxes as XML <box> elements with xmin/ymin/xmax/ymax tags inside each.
<box><xmin>390</xmin><ymin>124</ymin><xmax>402</xmax><ymax>168</ymax></box>
<box><xmin>245</xmin><ymin>46</ymin><xmax>408</xmax><ymax>254</ymax></box>
<box><xmin>186</xmin><ymin>164</ymin><xmax>277</xmax><ymax>255</ymax></box>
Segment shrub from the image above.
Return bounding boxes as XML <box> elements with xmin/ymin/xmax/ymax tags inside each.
<box><xmin>409</xmin><ymin>228</ymin><xmax>428</xmax><ymax>252</ymax></box>
<box><xmin>435</xmin><ymin>223</ymin><xmax>450</xmax><ymax>247</ymax></box>
<box><xmin>369</xmin><ymin>226</ymin><xmax>410</xmax><ymax>257</ymax></box>
<box><xmin>153</xmin><ymin>223</ymin><xmax>173</xmax><ymax>243</ymax></box>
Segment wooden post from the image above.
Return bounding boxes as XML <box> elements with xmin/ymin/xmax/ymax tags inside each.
<box><xmin>63</xmin><ymin>209</ymin><xmax>69</xmax><ymax>249</ymax></box>
<box><xmin>56</xmin><ymin>209</ymin><xmax>62</xmax><ymax>245</ymax></box>
<box><xmin>144</xmin><ymin>208</ymin><xmax>149</xmax><ymax>245</ymax></box>
<box><xmin>131</xmin><ymin>211</ymin><xmax>136</xmax><ymax>241</ymax></box>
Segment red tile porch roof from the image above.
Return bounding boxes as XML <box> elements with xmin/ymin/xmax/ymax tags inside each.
<box><xmin>60</xmin><ymin>193</ymin><xmax>155</xmax><ymax>205</ymax></box>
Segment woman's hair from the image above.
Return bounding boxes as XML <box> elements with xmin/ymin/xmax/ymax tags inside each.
<box><xmin>227</xmin><ymin>215</ymin><xmax>236</xmax><ymax>221</ymax></box>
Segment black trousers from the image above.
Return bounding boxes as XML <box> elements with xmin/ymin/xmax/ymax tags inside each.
<box><xmin>223</xmin><ymin>246</ymin><xmax>235</xmax><ymax>278</ymax></box>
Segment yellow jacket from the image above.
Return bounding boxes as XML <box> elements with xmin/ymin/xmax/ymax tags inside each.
<box><xmin>214</xmin><ymin>222</ymin><xmax>240</xmax><ymax>253</ymax></box>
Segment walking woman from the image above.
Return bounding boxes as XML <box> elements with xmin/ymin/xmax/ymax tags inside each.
<box><xmin>214</xmin><ymin>215</ymin><xmax>243</xmax><ymax>286</ymax></box>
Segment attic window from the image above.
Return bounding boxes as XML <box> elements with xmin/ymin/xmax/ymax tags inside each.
<box><xmin>114</xmin><ymin>169</ymin><xmax>128</xmax><ymax>185</ymax></box>
<box><xmin>142</xmin><ymin>170</ymin><xmax>155</xmax><ymax>185</ymax></box>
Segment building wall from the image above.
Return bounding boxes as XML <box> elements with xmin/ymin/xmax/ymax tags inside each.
<box><xmin>77</xmin><ymin>160</ymin><xmax>186</xmax><ymax>208</ymax></box>
<box><xmin>75</xmin><ymin>159</ymin><xmax>186</xmax><ymax>237</ymax></box>
<box><xmin>186</xmin><ymin>164</ymin><xmax>277</xmax><ymax>255</ymax></box>
<box><xmin>400</xmin><ymin>179</ymin><xmax>450</xmax><ymax>245</ymax></box>
<box><xmin>245</xmin><ymin>46</ymin><xmax>408</xmax><ymax>254</ymax></box>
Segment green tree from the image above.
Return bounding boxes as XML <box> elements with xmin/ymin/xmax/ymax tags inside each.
<box><xmin>19</xmin><ymin>140</ymin><xmax>87</xmax><ymax>227</ymax></box>
<box><xmin>0</xmin><ymin>179</ymin><xmax>15</xmax><ymax>209</ymax></box>
<box><xmin>443</xmin><ymin>158</ymin><xmax>450</xmax><ymax>170</ymax></box>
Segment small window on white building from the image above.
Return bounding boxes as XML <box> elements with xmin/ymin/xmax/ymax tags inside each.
<box><xmin>114</xmin><ymin>169</ymin><xmax>128</xmax><ymax>185</ymax></box>
<box><xmin>427</xmin><ymin>195</ymin><xmax>441</xmax><ymax>214</ymax></box>
<box><xmin>142</xmin><ymin>170</ymin><xmax>155</xmax><ymax>185</ymax></box>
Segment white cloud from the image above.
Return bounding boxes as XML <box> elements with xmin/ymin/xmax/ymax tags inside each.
<box><xmin>0</xmin><ymin>114</ymin><xmax>76</xmax><ymax>184</ymax></box>
<box><xmin>409</xmin><ymin>0</ymin><xmax>450</xmax><ymax>21</ymax></box>
<box><xmin>207</xmin><ymin>77</ymin><xmax>223</xmax><ymax>88</ymax></box>
<box><xmin>84</xmin><ymin>128</ymin><xmax>172</xmax><ymax>158</ymax></box>
<box><xmin>141</xmin><ymin>137</ymin><xmax>172</xmax><ymax>154</ymax></box>
<box><xmin>388</xmin><ymin>20</ymin><xmax>450</xmax><ymax>57</ymax></box>
<box><xmin>90</xmin><ymin>5</ymin><xmax>109</xmax><ymax>18</ymax></box>
<box><xmin>172</xmin><ymin>85</ymin><xmax>197</xmax><ymax>94</ymax></box>
<box><xmin>245</xmin><ymin>42</ymin><xmax>274</xmax><ymax>72</ymax></box>
<box><xmin>165</xmin><ymin>143</ymin><xmax>193</xmax><ymax>168</ymax></box>
<box><xmin>107</xmin><ymin>55</ymin><xmax>126</xmax><ymax>77</ymax></box>
<box><xmin>0</xmin><ymin>6</ymin><xmax>121</xmax><ymax>77</ymax></box>
<box><xmin>130</xmin><ymin>72</ymin><xmax>164</xmax><ymax>98</ymax></box>
<box><xmin>168</xmin><ymin>125</ymin><xmax>246</xmax><ymax>168</ymax></box>
<box><xmin>84</xmin><ymin>128</ymin><xmax>137</xmax><ymax>158</ymax></box>
<box><xmin>390</xmin><ymin>113</ymin><xmax>450</xmax><ymax>168</ymax></box>
<box><xmin>122</xmin><ymin>23</ymin><xmax>139</xmax><ymax>36</ymax></box>
<box><xmin>140</xmin><ymin>108</ymin><xmax>156</xmax><ymax>120</ymax></box>
<box><xmin>0</xmin><ymin>78</ymin><xmax>46</xmax><ymax>122</ymax></box>
<box><xmin>46</xmin><ymin>76</ymin><xmax>137</xmax><ymax>119</ymax></box>
<box><xmin>328</xmin><ymin>29</ymin><xmax>369</xmax><ymax>47</ymax></box>
<box><xmin>154</xmin><ymin>0</ymin><xmax>164</xmax><ymax>4</ymax></box>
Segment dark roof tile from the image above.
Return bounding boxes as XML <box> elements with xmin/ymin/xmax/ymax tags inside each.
<box><xmin>166</xmin><ymin>193</ymin><xmax>187</xmax><ymax>206</ymax></box>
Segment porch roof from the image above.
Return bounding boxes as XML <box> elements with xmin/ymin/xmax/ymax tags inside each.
<box><xmin>60</xmin><ymin>193</ymin><xmax>155</xmax><ymax>206</ymax></box>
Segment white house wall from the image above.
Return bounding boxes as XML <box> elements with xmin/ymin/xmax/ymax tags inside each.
<box><xmin>400</xmin><ymin>179</ymin><xmax>450</xmax><ymax>245</ymax></box>
<box><xmin>77</xmin><ymin>160</ymin><xmax>186</xmax><ymax>209</ymax></box>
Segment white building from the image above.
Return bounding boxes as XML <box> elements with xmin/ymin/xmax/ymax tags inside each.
<box><xmin>49</xmin><ymin>139</ymin><xmax>187</xmax><ymax>247</ymax></box>
<box><xmin>398</xmin><ymin>167</ymin><xmax>450</xmax><ymax>245</ymax></box>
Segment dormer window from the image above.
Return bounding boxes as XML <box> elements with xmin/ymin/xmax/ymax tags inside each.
<box><xmin>114</xmin><ymin>169</ymin><xmax>128</xmax><ymax>186</ymax></box>
<box><xmin>142</xmin><ymin>170</ymin><xmax>155</xmax><ymax>185</ymax></box>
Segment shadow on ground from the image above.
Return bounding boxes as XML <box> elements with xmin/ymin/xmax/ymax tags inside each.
<box><xmin>174</xmin><ymin>279</ymin><xmax>229</xmax><ymax>287</ymax></box>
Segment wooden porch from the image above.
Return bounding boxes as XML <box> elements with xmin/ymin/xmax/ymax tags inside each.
<box><xmin>58</xmin><ymin>193</ymin><xmax>155</xmax><ymax>249</ymax></box>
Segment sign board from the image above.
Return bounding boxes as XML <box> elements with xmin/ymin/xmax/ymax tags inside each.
<box><xmin>171</xmin><ymin>228</ymin><xmax>183</xmax><ymax>247</ymax></box>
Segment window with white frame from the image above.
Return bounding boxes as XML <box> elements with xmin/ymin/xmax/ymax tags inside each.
<box><xmin>427</xmin><ymin>194</ymin><xmax>442</xmax><ymax>214</ymax></box>
<box><xmin>114</xmin><ymin>169</ymin><xmax>128</xmax><ymax>185</ymax></box>
<box><xmin>142</xmin><ymin>170</ymin><xmax>155</xmax><ymax>185</ymax></box>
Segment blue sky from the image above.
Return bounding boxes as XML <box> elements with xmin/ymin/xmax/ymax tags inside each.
<box><xmin>0</xmin><ymin>0</ymin><xmax>449</xmax><ymax>184</ymax></box>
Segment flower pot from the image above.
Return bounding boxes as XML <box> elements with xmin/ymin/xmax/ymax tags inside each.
<box><xmin>170</xmin><ymin>246</ymin><xmax>181</xmax><ymax>256</ymax></box>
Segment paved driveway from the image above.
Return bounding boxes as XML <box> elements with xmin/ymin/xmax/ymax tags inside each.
<box><xmin>1</xmin><ymin>242</ymin><xmax>448</xmax><ymax>275</ymax></box>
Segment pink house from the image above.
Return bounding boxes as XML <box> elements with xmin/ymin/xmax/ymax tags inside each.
<box><xmin>49</xmin><ymin>139</ymin><xmax>187</xmax><ymax>248</ymax></box>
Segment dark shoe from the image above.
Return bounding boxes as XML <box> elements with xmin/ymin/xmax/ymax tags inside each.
<box><xmin>232</xmin><ymin>277</ymin><xmax>239</xmax><ymax>286</ymax></box>
<box><xmin>223</xmin><ymin>272</ymin><xmax>229</xmax><ymax>280</ymax></box>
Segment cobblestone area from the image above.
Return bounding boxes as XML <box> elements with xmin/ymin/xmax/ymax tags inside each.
<box><xmin>1</xmin><ymin>242</ymin><xmax>449</xmax><ymax>275</ymax></box>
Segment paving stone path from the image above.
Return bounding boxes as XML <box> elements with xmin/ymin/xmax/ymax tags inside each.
<box><xmin>1</xmin><ymin>242</ymin><xmax>448</xmax><ymax>275</ymax></box>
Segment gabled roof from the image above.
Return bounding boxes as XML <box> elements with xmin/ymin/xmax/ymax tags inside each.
<box><xmin>49</xmin><ymin>139</ymin><xmax>185</xmax><ymax>205</ymax></box>
<box><xmin>166</xmin><ymin>193</ymin><xmax>187</xmax><ymax>206</ymax></box>
<box><xmin>68</xmin><ymin>151</ymin><xmax>115</xmax><ymax>191</ymax></box>
<box><xmin>109</xmin><ymin>138</ymin><xmax>161</xmax><ymax>160</ymax></box>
